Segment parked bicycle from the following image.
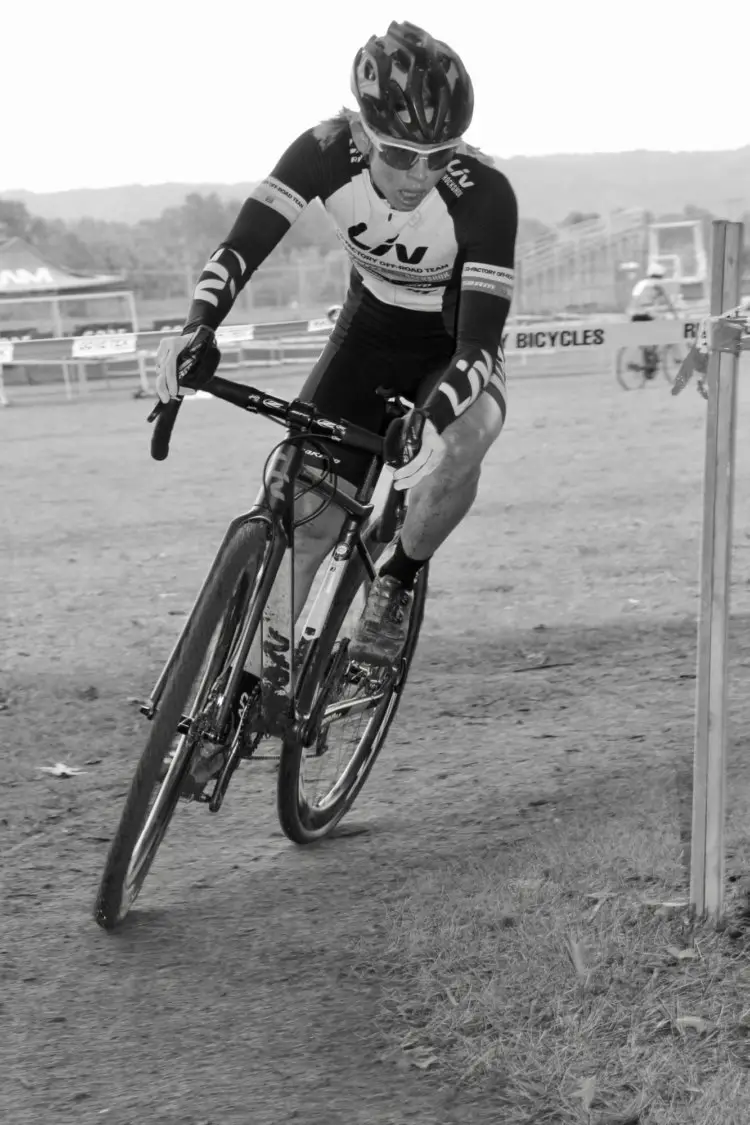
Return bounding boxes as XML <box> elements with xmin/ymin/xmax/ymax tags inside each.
<box><xmin>615</xmin><ymin>341</ymin><xmax>683</xmax><ymax>390</ymax></box>
<box><xmin>93</xmin><ymin>328</ymin><xmax>427</xmax><ymax>930</ymax></box>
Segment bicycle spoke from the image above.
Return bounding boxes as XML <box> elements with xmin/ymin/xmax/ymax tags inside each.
<box><xmin>321</xmin><ymin>687</ymin><xmax>387</xmax><ymax>723</ymax></box>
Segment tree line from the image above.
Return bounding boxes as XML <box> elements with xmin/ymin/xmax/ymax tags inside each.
<box><xmin>0</xmin><ymin>194</ymin><xmax>348</xmax><ymax>305</ymax></box>
<box><xmin>1</xmin><ymin>194</ymin><xmax>747</xmax><ymax>306</ymax></box>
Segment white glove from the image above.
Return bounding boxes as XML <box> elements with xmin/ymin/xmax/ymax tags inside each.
<box><xmin>392</xmin><ymin>413</ymin><xmax>446</xmax><ymax>491</ymax></box>
<box><xmin>154</xmin><ymin>332</ymin><xmax>198</xmax><ymax>403</ymax></box>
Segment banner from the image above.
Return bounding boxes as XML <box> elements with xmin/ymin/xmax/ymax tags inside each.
<box><xmin>215</xmin><ymin>324</ymin><xmax>256</xmax><ymax>345</ymax></box>
<box><xmin>502</xmin><ymin>318</ymin><xmax>702</xmax><ymax>353</ymax></box>
<box><xmin>71</xmin><ymin>333</ymin><xmax>137</xmax><ymax>359</ymax></box>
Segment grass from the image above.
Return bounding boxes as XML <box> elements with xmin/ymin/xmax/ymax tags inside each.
<box><xmin>354</xmin><ymin>795</ymin><xmax>750</xmax><ymax>1123</ymax></box>
<box><xmin>342</xmin><ymin>356</ymin><xmax>750</xmax><ymax>1124</ymax></box>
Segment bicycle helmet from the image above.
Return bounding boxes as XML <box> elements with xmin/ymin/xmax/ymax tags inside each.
<box><xmin>647</xmin><ymin>262</ymin><xmax>666</xmax><ymax>278</ymax></box>
<box><xmin>350</xmin><ymin>21</ymin><xmax>473</xmax><ymax>145</ymax></box>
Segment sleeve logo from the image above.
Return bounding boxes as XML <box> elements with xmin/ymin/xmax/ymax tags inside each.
<box><xmin>250</xmin><ymin>177</ymin><xmax>306</xmax><ymax>224</ymax></box>
<box><xmin>462</xmin><ymin>263</ymin><xmax>514</xmax><ymax>301</ymax></box>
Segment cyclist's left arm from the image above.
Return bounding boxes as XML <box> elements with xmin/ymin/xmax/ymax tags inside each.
<box><xmin>422</xmin><ymin>170</ymin><xmax>518</xmax><ymax>435</ymax></box>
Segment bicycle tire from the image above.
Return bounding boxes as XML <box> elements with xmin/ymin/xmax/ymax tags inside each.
<box><xmin>277</xmin><ymin>525</ymin><xmax>427</xmax><ymax>844</ymax></box>
<box><xmin>660</xmin><ymin>344</ymin><xmax>681</xmax><ymax>386</ymax></box>
<box><xmin>93</xmin><ymin>520</ymin><xmax>269</xmax><ymax>930</ymax></box>
<box><xmin>615</xmin><ymin>346</ymin><xmax>647</xmax><ymax>391</ymax></box>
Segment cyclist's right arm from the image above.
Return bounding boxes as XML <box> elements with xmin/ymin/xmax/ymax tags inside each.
<box><xmin>156</xmin><ymin>128</ymin><xmax>334</xmax><ymax>400</ymax></box>
<box><xmin>653</xmin><ymin>283</ymin><xmax>677</xmax><ymax>317</ymax></box>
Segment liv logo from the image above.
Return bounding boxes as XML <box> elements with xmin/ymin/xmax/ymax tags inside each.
<box><xmin>446</xmin><ymin>161</ymin><xmax>474</xmax><ymax>189</ymax></box>
<box><xmin>347</xmin><ymin>223</ymin><xmax>428</xmax><ymax>264</ymax></box>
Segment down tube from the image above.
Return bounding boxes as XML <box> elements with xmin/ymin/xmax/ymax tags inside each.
<box><xmin>259</xmin><ymin>439</ymin><xmax>307</xmax><ymax>739</ymax></box>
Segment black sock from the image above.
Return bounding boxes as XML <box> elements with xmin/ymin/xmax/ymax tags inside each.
<box><xmin>379</xmin><ymin>539</ymin><xmax>429</xmax><ymax>592</ymax></box>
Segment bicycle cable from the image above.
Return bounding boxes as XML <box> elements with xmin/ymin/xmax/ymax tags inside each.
<box><xmin>260</xmin><ymin>433</ymin><xmax>339</xmax><ymax>528</ymax></box>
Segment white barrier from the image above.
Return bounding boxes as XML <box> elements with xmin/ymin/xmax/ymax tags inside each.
<box><xmin>0</xmin><ymin>313</ymin><xmax>708</xmax><ymax>407</ymax></box>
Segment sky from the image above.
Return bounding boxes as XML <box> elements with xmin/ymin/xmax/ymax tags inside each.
<box><xmin>3</xmin><ymin>0</ymin><xmax>747</xmax><ymax>194</ymax></box>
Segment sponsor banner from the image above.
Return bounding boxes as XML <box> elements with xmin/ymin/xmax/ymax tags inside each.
<box><xmin>306</xmin><ymin>317</ymin><xmax>333</xmax><ymax>332</ymax></box>
<box><xmin>71</xmin><ymin>333</ymin><xmax>137</xmax><ymax>359</ymax></box>
<box><xmin>216</xmin><ymin>324</ymin><xmax>256</xmax><ymax>344</ymax></box>
<box><xmin>0</xmin><ymin>266</ymin><xmax>55</xmax><ymax>290</ymax></box>
<box><xmin>0</xmin><ymin>340</ymin><xmax>14</xmax><ymax>363</ymax></box>
<box><xmin>74</xmin><ymin>321</ymin><xmax>134</xmax><ymax>337</ymax></box>
<box><xmin>502</xmin><ymin>319</ymin><xmax>703</xmax><ymax>352</ymax></box>
<box><xmin>0</xmin><ymin>327</ymin><xmax>39</xmax><ymax>341</ymax></box>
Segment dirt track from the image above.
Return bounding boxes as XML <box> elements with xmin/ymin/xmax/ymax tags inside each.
<box><xmin>3</xmin><ymin>364</ymin><xmax>750</xmax><ymax>1124</ymax></box>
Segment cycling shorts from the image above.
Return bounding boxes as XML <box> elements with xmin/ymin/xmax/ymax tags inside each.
<box><xmin>299</xmin><ymin>281</ymin><xmax>504</xmax><ymax>487</ymax></box>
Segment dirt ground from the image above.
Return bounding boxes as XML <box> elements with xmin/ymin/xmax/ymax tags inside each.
<box><xmin>3</xmin><ymin>360</ymin><xmax>750</xmax><ymax>1124</ymax></box>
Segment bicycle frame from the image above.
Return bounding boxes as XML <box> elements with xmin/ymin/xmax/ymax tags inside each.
<box><xmin>141</xmin><ymin>429</ymin><xmax>392</xmax><ymax>743</ymax></box>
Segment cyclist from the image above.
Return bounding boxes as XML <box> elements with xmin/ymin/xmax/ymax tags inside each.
<box><xmin>628</xmin><ymin>261</ymin><xmax>678</xmax><ymax>379</ymax></box>
<box><xmin>156</xmin><ymin>20</ymin><xmax>517</xmax><ymax>677</ymax></box>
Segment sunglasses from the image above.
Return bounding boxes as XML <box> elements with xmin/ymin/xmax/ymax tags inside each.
<box><xmin>361</xmin><ymin>121</ymin><xmax>459</xmax><ymax>172</ymax></box>
<box><xmin>376</xmin><ymin>142</ymin><xmax>458</xmax><ymax>172</ymax></box>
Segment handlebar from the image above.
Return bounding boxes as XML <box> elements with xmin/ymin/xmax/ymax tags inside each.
<box><xmin>147</xmin><ymin>327</ymin><xmax>405</xmax><ymax>541</ymax></box>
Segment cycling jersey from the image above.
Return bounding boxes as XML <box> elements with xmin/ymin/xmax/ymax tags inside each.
<box><xmin>185</xmin><ymin>114</ymin><xmax>518</xmax><ymax>434</ymax></box>
<box><xmin>629</xmin><ymin>279</ymin><xmax>673</xmax><ymax>317</ymax></box>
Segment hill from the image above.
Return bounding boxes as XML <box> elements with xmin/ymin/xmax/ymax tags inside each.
<box><xmin>0</xmin><ymin>184</ymin><xmax>258</xmax><ymax>225</ymax></box>
<box><xmin>493</xmin><ymin>147</ymin><xmax>750</xmax><ymax>223</ymax></box>
<box><xmin>2</xmin><ymin>146</ymin><xmax>749</xmax><ymax>226</ymax></box>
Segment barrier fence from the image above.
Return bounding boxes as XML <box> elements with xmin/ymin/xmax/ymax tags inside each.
<box><xmin>0</xmin><ymin>311</ymin><xmax>713</xmax><ymax>407</ymax></box>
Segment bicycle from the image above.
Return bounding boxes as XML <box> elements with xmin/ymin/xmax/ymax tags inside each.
<box><xmin>615</xmin><ymin>341</ymin><xmax>683</xmax><ymax>391</ymax></box>
<box><xmin>93</xmin><ymin>327</ymin><xmax>428</xmax><ymax>931</ymax></box>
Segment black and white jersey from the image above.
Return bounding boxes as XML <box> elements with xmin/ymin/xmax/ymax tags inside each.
<box><xmin>185</xmin><ymin>115</ymin><xmax>518</xmax><ymax>432</ymax></box>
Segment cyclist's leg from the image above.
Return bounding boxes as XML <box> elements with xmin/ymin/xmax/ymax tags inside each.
<box><xmin>285</xmin><ymin>283</ymin><xmax>458</xmax><ymax>610</ymax></box>
<box><xmin>350</xmin><ymin>351</ymin><xmax>506</xmax><ymax>665</ymax></box>
<box><xmin>243</xmin><ymin>305</ymin><xmax>399</xmax><ymax>684</ymax></box>
<box><xmin>287</xmin><ymin>334</ymin><xmax>393</xmax><ymax>617</ymax></box>
<box><xmin>399</xmin><ymin>366</ymin><xmax>505</xmax><ymax>561</ymax></box>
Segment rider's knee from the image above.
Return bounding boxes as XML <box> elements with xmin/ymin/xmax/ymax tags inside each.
<box><xmin>432</xmin><ymin>438</ymin><xmax>483</xmax><ymax>494</ymax></box>
<box><xmin>293</xmin><ymin>490</ymin><xmax>345</xmax><ymax>554</ymax></box>
<box><xmin>439</xmin><ymin>411</ymin><xmax>499</xmax><ymax>485</ymax></box>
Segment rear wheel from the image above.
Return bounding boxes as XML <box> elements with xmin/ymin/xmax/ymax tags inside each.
<box><xmin>93</xmin><ymin>521</ymin><xmax>269</xmax><ymax>930</ymax></box>
<box><xmin>277</xmin><ymin>534</ymin><xmax>427</xmax><ymax>844</ymax></box>
<box><xmin>616</xmin><ymin>346</ymin><xmax>648</xmax><ymax>390</ymax></box>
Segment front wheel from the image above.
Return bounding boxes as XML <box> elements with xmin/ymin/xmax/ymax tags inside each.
<box><xmin>659</xmin><ymin>344</ymin><xmax>682</xmax><ymax>386</ymax></box>
<box><xmin>93</xmin><ymin>520</ymin><xmax>269</xmax><ymax>930</ymax></box>
<box><xmin>277</xmin><ymin>549</ymin><xmax>427</xmax><ymax>844</ymax></box>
